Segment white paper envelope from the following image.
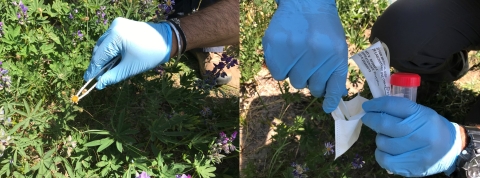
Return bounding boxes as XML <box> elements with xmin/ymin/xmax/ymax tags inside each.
<box><xmin>331</xmin><ymin>95</ymin><xmax>368</xmax><ymax>159</ymax></box>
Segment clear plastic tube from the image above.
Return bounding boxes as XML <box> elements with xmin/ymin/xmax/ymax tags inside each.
<box><xmin>391</xmin><ymin>86</ymin><xmax>418</xmax><ymax>102</ymax></box>
<box><xmin>390</xmin><ymin>73</ymin><xmax>421</xmax><ymax>102</ymax></box>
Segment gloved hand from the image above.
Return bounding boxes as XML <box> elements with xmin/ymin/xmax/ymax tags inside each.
<box><xmin>83</xmin><ymin>17</ymin><xmax>173</xmax><ymax>89</ymax></box>
<box><xmin>361</xmin><ymin>96</ymin><xmax>463</xmax><ymax>177</ymax></box>
<box><xmin>262</xmin><ymin>0</ymin><xmax>348</xmax><ymax>113</ymax></box>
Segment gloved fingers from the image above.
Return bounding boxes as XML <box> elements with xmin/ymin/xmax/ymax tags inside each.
<box><xmin>307</xmin><ymin>67</ymin><xmax>329</xmax><ymax>98</ymax></box>
<box><xmin>375</xmin><ymin>148</ymin><xmax>427</xmax><ymax>177</ymax></box>
<box><xmin>262</xmin><ymin>32</ymin><xmax>299</xmax><ymax>81</ymax></box>
<box><xmin>92</xmin><ymin>29</ymin><xmax>111</xmax><ymax>55</ymax></box>
<box><xmin>362</xmin><ymin>112</ymin><xmax>414</xmax><ymax>138</ymax></box>
<box><xmin>83</xmin><ymin>34</ymin><xmax>122</xmax><ymax>81</ymax></box>
<box><xmin>262</xmin><ymin>13</ymin><xmax>308</xmax><ymax>82</ymax></box>
<box><xmin>321</xmin><ymin>64</ymin><xmax>347</xmax><ymax>113</ymax></box>
<box><xmin>375</xmin><ymin>133</ymin><xmax>427</xmax><ymax>156</ymax></box>
<box><xmin>286</xmin><ymin>50</ymin><xmax>315</xmax><ymax>89</ymax></box>
<box><xmin>95</xmin><ymin>59</ymin><xmax>128</xmax><ymax>90</ymax></box>
<box><xmin>96</xmin><ymin>58</ymin><xmax>152</xmax><ymax>90</ymax></box>
<box><xmin>288</xmin><ymin>30</ymin><xmax>336</xmax><ymax>89</ymax></box>
<box><xmin>362</xmin><ymin>96</ymin><xmax>420</xmax><ymax>119</ymax></box>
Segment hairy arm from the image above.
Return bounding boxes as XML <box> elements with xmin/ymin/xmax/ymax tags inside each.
<box><xmin>170</xmin><ymin>0</ymin><xmax>239</xmax><ymax>57</ymax></box>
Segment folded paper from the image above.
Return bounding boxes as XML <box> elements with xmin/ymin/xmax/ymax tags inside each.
<box><xmin>331</xmin><ymin>41</ymin><xmax>391</xmax><ymax>159</ymax></box>
<box><xmin>331</xmin><ymin>95</ymin><xmax>368</xmax><ymax>159</ymax></box>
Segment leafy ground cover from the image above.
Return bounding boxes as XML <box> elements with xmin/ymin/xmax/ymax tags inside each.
<box><xmin>0</xmin><ymin>0</ymin><xmax>239</xmax><ymax>177</ymax></box>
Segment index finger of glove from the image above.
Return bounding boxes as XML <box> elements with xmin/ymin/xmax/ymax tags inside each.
<box><xmin>262</xmin><ymin>13</ymin><xmax>308</xmax><ymax>81</ymax></box>
<box><xmin>362</xmin><ymin>96</ymin><xmax>419</xmax><ymax>118</ymax></box>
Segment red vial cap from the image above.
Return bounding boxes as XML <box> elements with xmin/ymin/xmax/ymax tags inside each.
<box><xmin>390</xmin><ymin>72</ymin><xmax>421</xmax><ymax>87</ymax></box>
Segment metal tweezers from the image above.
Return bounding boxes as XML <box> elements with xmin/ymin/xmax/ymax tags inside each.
<box><xmin>72</xmin><ymin>56</ymin><xmax>121</xmax><ymax>103</ymax></box>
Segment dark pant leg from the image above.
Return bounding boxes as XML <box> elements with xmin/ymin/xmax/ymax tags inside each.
<box><xmin>369</xmin><ymin>0</ymin><xmax>480</xmax><ymax>82</ymax></box>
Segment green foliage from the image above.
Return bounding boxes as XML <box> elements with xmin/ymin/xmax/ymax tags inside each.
<box><xmin>0</xmin><ymin>0</ymin><xmax>238</xmax><ymax>177</ymax></box>
<box><xmin>239</xmin><ymin>0</ymin><xmax>276</xmax><ymax>83</ymax></box>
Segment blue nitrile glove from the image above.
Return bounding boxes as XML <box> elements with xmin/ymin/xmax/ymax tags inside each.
<box><xmin>361</xmin><ymin>96</ymin><xmax>463</xmax><ymax>177</ymax></box>
<box><xmin>83</xmin><ymin>17</ymin><xmax>172</xmax><ymax>89</ymax></box>
<box><xmin>262</xmin><ymin>0</ymin><xmax>348</xmax><ymax>113</ymax></box>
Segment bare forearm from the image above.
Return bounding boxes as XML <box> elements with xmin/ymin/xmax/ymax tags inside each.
<box><xmin>180</xmin><ymin>0</ymin><xmax>239</xmax><ymax>50</ymax></box>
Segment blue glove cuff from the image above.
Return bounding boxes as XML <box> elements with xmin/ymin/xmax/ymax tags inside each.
<box><xmin>443</xmin><ymin>123</ymin><xmax>463</xmax><ymax>176</ymax></box>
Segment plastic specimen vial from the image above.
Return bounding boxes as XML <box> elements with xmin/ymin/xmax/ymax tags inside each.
<box><xmin>390</xmin><ymin>72</ymin><xmax>421</xmax><ymax>102</ymax></box>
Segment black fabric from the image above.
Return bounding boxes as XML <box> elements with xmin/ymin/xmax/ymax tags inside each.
<box><xmin>369</xmin><ymin>0</ymin><xmax>480</xmax><ymax>82</ymax></box>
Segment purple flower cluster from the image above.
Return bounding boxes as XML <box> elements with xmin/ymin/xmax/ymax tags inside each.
<box><xmin>195</xmin><ymin>54</ymin><xmax>238</xmax><ymax>91</ymax></box>
<box><xmin>0</xmin><ymin>61</ymin><xmax>11</xmax><ymax>90</ymax></box>
<box><xmin>71</xmin><ymin>30</ymin><xmax>83</xmax><ymax>46</ymax></box>
<box><xmin>138</xmin><ymin>0</ymin><xmax>154</xmax><ymax>19</ymax></box>
<box><xmin>69</xmin><ymin>9</ymin><xmax>78</xmax><ymax>20</ymax></box>
<box><xmin>208</xmin><ymin>131</ymin><xmax>238</xmax><ymax>163</ymax></box>
<box><xmin>96</xmin><ymin>6</ymin><xmax>107</xmax><ymax>25</ymax></box>
<box><xmin>0</xmin><ymin>22</ymin><xmax>3</xmax><ymax>38</ymax></box>
<box><xmin>291</xmin><ymin>162</ymin><xmax>308</xmax><ymax>178</ymax></box>
<box><xmin>0</xmin><ymin>109</ymin><xmax>12</xmax><ymax>127</ymax></box>
<box><xmin>12</xmin><ymin>1</ymin><xmax>28</xmax><ymax>25</ymax></box>
<box><xmin>154</xmin><ymin>65</ymin><xmax>165</xmax><ymax>76</ymax></box>
<box><xmin>200</xmin><ymin>107</ymin><xmax>212</xmax><ymax>117</ymax></box>
<box><xmin>351</xmin><ymin>154</ymin><xmax>365</xmax><ymax>169</ymax></box>
<box><xmin>135</xmin><ymin>171</ymin><xmax>150</xmax><ymax>178</ymax></box>
<box><xmin>175</xmin><ymin>174</ymin><xmax>192</xmax><ymax>178</ymax></box>
<box><xmin>206</xmin><ymin>54</ymin><xmax>238</xmax><ymax>80</ymax></box>
<box><xmin>156</xmin><ymin>0</ymin><xmax>175</xmax><ymax>19</ymax></box>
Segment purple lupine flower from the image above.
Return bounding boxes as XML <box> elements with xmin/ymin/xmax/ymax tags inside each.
<box><xmin>96</xmin><ymin>6</ymin><xmax>107</xmax><ymax>25</ymax></box>
<box><xmin>231</xmin><ymin>131</ymin><xmax>237</xmax><ymax>140</ymax></box>
<box><xmin>167</xmin><ymin>0</ymin><xmax>175</xmax><ymax>6</ymax></box>
<box><xmin>212</xmin><ymin>131</ymin><xmax>238</xmax><ymax>155</ymax></box>
<box><xmin>13</xmin><ymin>0</ymin><xmax>28</xmax><ymax>24</ymax></box>
<box><xmin>291</xmin><ymin>162</ymin><xmax>308</xmax><ymax>178</ymax></box>
<box><xmin>156</xmin><ymin>66</ymin><xmax>165</xmax><ymax>75</ymax></box>
<box><xmin>324</xmin><ymin>142</ymin><xmax>334</xmax><ymax>156</ymax></box>
<box><xmin>135</xmin><ymin>171</ymin><xmax>150</xmax><ymax>178</ymax></box>
<box><xmin>20</xmin><ymin>4</ymin><xmax>28</xmax><ymax>15</ymax></box>
<box><xmin>219</xmin><ymin>132</ymin><xmax>227</xmax><ymax>139</ymax></box>
<box><xmin>175</xmin><ymin>174</ymin><xmax>191</xmax><ymax>178</ymax></box>
<box><xmin>0</xmin><ymin>61</ymin><xmax>11</xmax><ymax>89</ymax></box>
<box><xmin>69</xmin><ymin>13</ymin><xmax>73</xmax><ymax>19</ymax></box>
<box><xmin>200</xmin><ymin>107</ymin><xmax>212</xmax><ymax>117</ymax></box>
<box><xmin>157</xmin><ymin>0</ymin><xmax>175</xmax><ymax>18</ymax></box>
<box><xmin>0</xmin><ymin>22</ymin><xmax>3</xmax><ymax>38</ymax></box>
<box><xmin>351</xmin><ymin>154</ymin><xmax>365</xmax><ymax>169</ymax></box>
<box><xmin>76</xmin><ymin>30</ymin><xmax>83</xmax><ymax>40</ymax></box>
